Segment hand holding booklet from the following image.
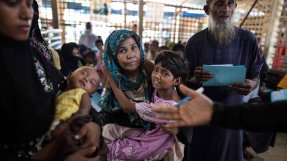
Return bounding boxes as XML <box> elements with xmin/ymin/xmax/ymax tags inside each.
<box><xmin>203</xmin><ymin>64</ymin><xmax>246</xmax><ymax>86</ymax></box>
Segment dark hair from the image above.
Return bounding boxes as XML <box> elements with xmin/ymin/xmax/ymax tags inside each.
<box><xmin>86</xmin><ymin>22</ymin><xmax>92</xmax><ymax>30</ymax></box>
<box><xmin>83</xmin><ymin>51</ymin><xmax>97</xmax><ymax>66</ymax></box>
<box><xmin>172</xmin><ymin>43</ymin><xmax>185</xmax><ymax>53</ymax></box>
<box><xmin>95</xmin><ymin>39</ymin><xmax>103</xmax><ymax>45</ymax></box>
<box><xmin>151</xmin><ymin>40</ymin><xmax>159</xmax><ymax>46</ymax></box>
<box><xmin>61</xmin><ymin>42</ymin><xmax>78</xmax><ymax>57</ymax></box>
<box><xmin>207</xmin><ymin>0</ymin><xmax>236</xmax><ymax>4</ymax></box>
<box><xmin>154</xmin><ymin>50</ymin><xmax>188</xmax><ymax>82</ymax></box>
<box><xmin>78</xmin><ymin>44</ymin><xmax>88</xmax><ymax>56</ymax></box>
<box><xmin>157</xmin><ymin>46</ymin><xmax>169</xmax><ymax>53</ymax></box>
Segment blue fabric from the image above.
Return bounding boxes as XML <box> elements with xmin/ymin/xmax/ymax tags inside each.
<box><xmin>99</xmin><ymin>29</ymin><xmax>153</xmax><ymax>128</ymax></box>
<box><xmin>185</xmin><ymin>27</ymin><xmax>263</xmax><ymax>161</ymax></box>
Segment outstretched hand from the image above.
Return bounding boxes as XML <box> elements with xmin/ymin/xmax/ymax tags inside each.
<box><xmin>152</xmin><ymin>84</ymin><xmax>214</xmax><ymax>128</ymax></box>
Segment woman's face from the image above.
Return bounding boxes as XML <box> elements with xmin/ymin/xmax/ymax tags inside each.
<box><xmin>72</xmin><ymin>47</ymin><xmax>80</xmax><ymax>57</ymax></box>
<box><xmin>0</xmin><ymin>0</ymin><xmax>34</xmax><ymax>41</ymax></box>
<box><xmin>116</xmin><ymin>37</ymin><xmax>141</xmax><ymax>76</ymax></box>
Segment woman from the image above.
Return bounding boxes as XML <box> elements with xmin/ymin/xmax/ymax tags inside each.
<box><xmin>91</xmin><ymin>29</ymin><xmax>183</xmax><ymax>160</ymax></box>
<box><xmin>60</xmin><ymin>42</ymin><xmax>84</xmax><ymax>76</ymax></box>
<box><xmin>0</xmin><ymin>1</ymin><xmax>102</xmax><ymax>160</ymax></box>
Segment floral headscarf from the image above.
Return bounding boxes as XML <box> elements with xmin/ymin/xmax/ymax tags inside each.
<box><xmin>99</xmin><ymin>29</ymin><xmax>152</xmax><ymax>128</ymax></box>
<box><xmin>29</xmin><ymin>0</ymin><xmax>53</xmax><ymax>62</ymax></box>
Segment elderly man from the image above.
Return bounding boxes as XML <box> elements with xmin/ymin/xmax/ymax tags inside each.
<box><xmin>184</xmin><ymin>0</ymin><xmax>263</xmax><ymax>161</ymax></box>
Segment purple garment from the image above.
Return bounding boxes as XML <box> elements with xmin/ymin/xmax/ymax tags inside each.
<box><xmin>185</xmin><ymin>28</ymin><xmax>263</xmax><ymax>161</ymax></box>
<box><xmin>106</xmin><ymin>90</ymin><xmax>175</xmax><ymax>161</ymax></box>
<box><xmin>136</xmin><ymin>90</ymin><xmax>176</xmax><ymax>123</ymax></box>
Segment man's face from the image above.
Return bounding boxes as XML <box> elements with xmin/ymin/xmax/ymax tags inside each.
<box><xmin>150</xmin><ymin>41</ymin><xmax>159</xmax><ymax>53</ymax></box>
<box><xmin>208</xmin><ymin>0</ymin><xmax>236</xmax><ymax>23</ymax></box>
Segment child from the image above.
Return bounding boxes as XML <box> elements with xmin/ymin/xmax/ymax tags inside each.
<box><xmin>103</xmin><ymin>51</ymin><xmax>187</xmax><ymax>161</ymax></box>
<box><xmin>33</xmin><ymin>66</ymin><xmax>104</xmax><ymax>160</ymax></box>
<box><xmin>95</xmin><ymin>38</ymin><xmax>106</xmax><ymax>90</ymax></box>
<box><xmin>95</xmin><ymin>39</ymin><xmax>104</xmax><ymax>71</ymax></box>
<box><xmin>82</xmin><ymin>50</ymin><xmax>97</xmax><ymax>67</ymax></box>
<box><xmin>54</xmin><ymin>66</ymin><xmax>100</xmax><ymax>122</ymax></box>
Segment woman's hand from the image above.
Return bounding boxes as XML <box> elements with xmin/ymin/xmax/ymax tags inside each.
<box><xmin>75</xmin><ymin>122</ymin><xmax>102</xmax><ymax>149</ymax></box>
<box><xmin>101</xmin><ymin>67</ymin><xmax>112</xmax><ymax>83</ymax></box>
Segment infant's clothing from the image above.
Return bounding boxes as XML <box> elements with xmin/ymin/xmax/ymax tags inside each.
<box><xmin>54</xmin><ymin>88</ymin><xmax>86</xmax><ymax>121</ymax></box>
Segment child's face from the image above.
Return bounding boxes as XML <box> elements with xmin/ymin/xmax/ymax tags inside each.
<box><xmin>68</xmin><ymin>67</ymin><xmax>100</xmax><ymax>95</ymax></box>
<box><xmin>72</xmin><ymin>47</ymin><xmax>80</xmax><ymax>57</ymax></box>
<box><xmin>116</xmin><ymin>37</ymin><xmax>141</xmax><ymax>75</ymax></box>
<box><xmin>151</xmin><ymin>63</ymin><xmax>178</xmax><ymax>90</ymax></box>
<box><xmin>96</xmin><ymin>43</ymin><xmax>103</xmax><ymax>50</ymax></box>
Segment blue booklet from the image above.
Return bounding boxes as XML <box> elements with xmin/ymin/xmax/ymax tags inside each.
<box><xmin>271</xmin><ymin>89</ymin><xmax>287</xmax><ymax>102</ymax></box>
<box><xmin>203</xmin><ymin>64</ymin><xmax>246</xmax><ymax>86</ymax></box>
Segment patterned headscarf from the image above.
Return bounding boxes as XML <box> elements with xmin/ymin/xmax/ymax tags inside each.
<box><xmin>99</xmin><ymin>29</ymin><xmax>152</xmax><ymax>128</ymax></box>
<box><xmin>29</xmin><ymin>0</ymin><xmax>53</xmax><ymax>62</ymax></box>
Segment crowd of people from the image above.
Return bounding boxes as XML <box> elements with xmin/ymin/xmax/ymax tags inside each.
<box><xmin>0</xmin><ymin>0</ymin><xmax>286</xmax><ymax>161</ymax></box>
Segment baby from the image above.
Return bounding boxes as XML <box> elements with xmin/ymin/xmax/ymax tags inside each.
<box><xmin>33</xmin><ymin>66</ymin><xmax>105</xmax><ymax>160</ymax></box>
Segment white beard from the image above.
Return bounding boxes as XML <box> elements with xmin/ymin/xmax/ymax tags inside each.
<box><xmin>208</xmin><ymin>15</ymin><xmax>236</xmax><ymax>44</ymax></box>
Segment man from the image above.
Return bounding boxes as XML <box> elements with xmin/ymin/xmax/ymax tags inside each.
<box><xmin>144</xmin><ymin>42</ymin><xmax>150</xmax><ymax>56</ymax></box>
<box><xmin>79</xmin><ymin>22</ymin><xmax>98</xmax><ymax>50</ymax></box>
<box><xmin>146</xmin><ymin>40</ymin><xmax>159</xmax><ymax>62</ymax></box>
<box><xmin>184</xmin><ymin>0</ymin><xmax>263</xmax><ymax>161</ymax></box>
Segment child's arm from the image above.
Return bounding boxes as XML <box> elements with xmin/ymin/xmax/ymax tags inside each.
<box><xmin>72</xmin><ymin>92</ymin><xmax>92</xmax><ymax>118</ymax></box>
<box><xmin>52</xmin><ymin>93</ymin><xmax>92</xmax><ymax>138</ymax></box>
<box><xmin>102</xmin><ymin>68</ymin><xmax>136</xmax><ymax>112</ymax></box>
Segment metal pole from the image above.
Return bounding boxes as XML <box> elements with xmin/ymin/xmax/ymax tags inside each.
<box><xmin>239</xmin><ymin>0</ymin><xmax>259</xmax><ymax>27</ymax></box>
<box><xmin>51</xmin><ymin>0</ymin><xmax>59</xmax><ymax>29</ymax></box>
<box><xmin>124</xmin><ymin>0</ymin><xmax>127</xmax><ymax>28</ymax></box>
<box><xmin>138</xmin><ymin>0</ymin><xmax>144</xmax><ymax>39</ymax></box>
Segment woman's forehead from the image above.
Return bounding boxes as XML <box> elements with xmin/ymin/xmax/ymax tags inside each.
<box><xmin>119</xmin><ymin>37</ymin><xmax>137</xmax><ymax>46</ymax></box>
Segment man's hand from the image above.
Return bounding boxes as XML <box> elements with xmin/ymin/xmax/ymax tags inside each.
<box><xmin>229</xmin><ymin>79</ymin><xmax>257</xmax><ymax>95</ymax></box>
<box><xmin>152</xmin><ymin>84</ymin><xmax>214</xmax><ymax>128</ymax></box>
<box><xmin>194</xmin><ymin>67</ymin><xmax>213</xmax><ymax>84</ymax></box>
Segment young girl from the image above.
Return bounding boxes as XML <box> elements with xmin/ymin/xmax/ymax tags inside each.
<box><xmin>103</xmin><ymin>50</ymin><xmax>188</xmax><ymax>161</ymax></box>
<box><xmin>95</xmin><ymin>39</ymin><xmax>106</xmax><ymax>90</ymax></box>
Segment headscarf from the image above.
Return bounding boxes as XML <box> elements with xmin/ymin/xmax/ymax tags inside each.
<box><xmin>0</xmin><ymin>0</ymin><xmax>64</xmax><ymax>144</ymax></box>
<box><xmin>29</xmin><ymin>0</ymin><xmax>53</xmax><ymax>62</ymax></box>
<box><xmin>60</xmin><ymin>42</ymin><xmax>83</xmax><ymax>76</ymax></box>
<box><xmin>99</xmin><ymin>30</ymin><xmax>152</xmax><ymax>128</ymax></box>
